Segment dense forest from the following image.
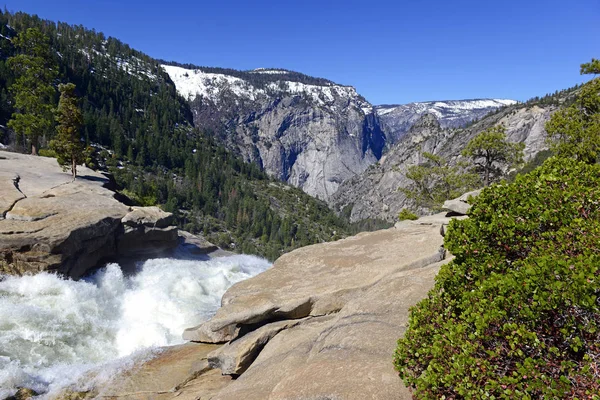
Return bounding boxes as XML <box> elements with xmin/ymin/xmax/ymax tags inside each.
<box><xmin>0</xmin><ymin>10</ymin><xmax>384</xmax><ymax>260</ymax></box>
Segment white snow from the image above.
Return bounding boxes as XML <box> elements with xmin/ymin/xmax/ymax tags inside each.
<box><xmin>162</xmin><ymin>64</ymin><xmax>373</xmax><ymax>113</ymax></box>
<box><xmin>376</xmin><ymin>99</ymin><xmax>517</xmax><ymax>117</ymax></box>
<box><xmin>250</xmin><ymin>69</ymin><xmax>289</xmax><ymax>75</ymax></box>
<box><xmin>162</xmin><ymin>65</ymin><xmax>264</xmax><ymax>101</ymax></box>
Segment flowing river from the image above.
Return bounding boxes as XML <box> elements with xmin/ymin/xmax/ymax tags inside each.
<box><xmin>0</xmin><ymin>255</ymin><xmax>271</xmax><ymax>399</ymax></box>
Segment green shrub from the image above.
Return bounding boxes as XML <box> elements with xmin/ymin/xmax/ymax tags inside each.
<box><xmin>38</xmin><ymin>148</ymin><xmax>57</xmax><ymax>158</ymax></box>
<box><xmin>398</xmin><ymin>209</ymin><xmax>418</xmax><ymax>221</ymax></box>
<box><xmin>394</xmin><ymin>157</ymin><xmax>600</xmax><ymax>399</ymax></box>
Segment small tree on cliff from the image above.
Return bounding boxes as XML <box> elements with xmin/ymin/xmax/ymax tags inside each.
<box><xmin>462</xmin><ymin>125</ymin><xmax>524</xmax><ymax>186</ymax></box>
<box><xmin>7</xmin><ymin>28</ymin><xmax>57</xmax><ymax>155</ymax></box>
<box><xmin>545</xmin><ymin>59</ymin><xmax>600</xmax><ymax>164</ymax></box>
<box><xmin>50</xmin><ymin>83</ymin><xmax>84</xmax><ymax>180</ymax></box>
<box><xmin>400</xmin><ymin>152</ymin><xmax>479</xmax><ymax>211</ymax></box>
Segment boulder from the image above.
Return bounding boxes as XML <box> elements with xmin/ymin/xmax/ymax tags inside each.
<box><xmin>117</xmin><ymin>206</ymin><xmax>179</xmax><ymax>256</ymax></box>
<box><xmin>0</xmin><ymin>151</ymin><xmax>179</xmax><ymax>278</ymax></box>
<box><xmin>443</xmin><ymin>188</ymin><xmax>482</xmax><ymax>215</ymax></box>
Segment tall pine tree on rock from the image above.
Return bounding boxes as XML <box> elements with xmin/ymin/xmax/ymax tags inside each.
<box><xmin>7</xmin><ymin>27</ymin><xmax>57</xmax><ymax>155</ymax></box>
<box><xmin>462</xmin><ymin>125</ymin><xmax>524</xmax><ymax>186</ymax></box>
<box><xmin>51</xmin><ymin>83</ymin><xmax>84</xmax><ymax>180</ymax></box>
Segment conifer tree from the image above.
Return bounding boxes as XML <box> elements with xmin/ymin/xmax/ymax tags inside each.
<box><xmin>401</xmin><ymin>152</ymin><xmax>480</xmax><ymax>210</ymax></box>
<box><xmin>462</xmin><ymin>125</ymin><xmax>524</xmax><ymax>186</ymax></box>
<box><xmin>546</xmin><ymin>58</ymin><xmax>600</xmax><ymax>163</ymax></box>
<box><xmin>51</xmin><ymin>83</ymin><xmax>84</xmax><ymax>179</ymax></box>
<box><xmin>7</xmin><ymin>27</ymin><xmax>57</xmax><ymax>155</ymax></box>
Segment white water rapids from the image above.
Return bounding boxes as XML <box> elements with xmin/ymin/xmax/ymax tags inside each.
<box><xmin>0</xmin><ymin>255</ymin><xmax>271</xmax><ymax>399</ymax></box>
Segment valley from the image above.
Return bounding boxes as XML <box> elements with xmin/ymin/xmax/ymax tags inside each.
<box><xmin>0</xmin><ymin>6</ymin><xmax>598</xmax><ymax>399</ymax></box>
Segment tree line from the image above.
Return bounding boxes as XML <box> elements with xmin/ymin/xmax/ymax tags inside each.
<box><xmin>0</xmin><ymin>10</ymin><xmax>359</xmax><ymax>260</ymax></box>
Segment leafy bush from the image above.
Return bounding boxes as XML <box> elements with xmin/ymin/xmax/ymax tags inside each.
<box><xmin>398</xmin><ymin>209</ymin><xmax>418</xmax><ymax>221</ymax></box>
<box><xmin>394</xmin><ymin>157</ymin><xmax>600</xmax><ymax>399</ymax></box>
<box><xmin>38</xmin><ymin>148</ymin><xmax>57</xmax><ymax>158</ymax></box>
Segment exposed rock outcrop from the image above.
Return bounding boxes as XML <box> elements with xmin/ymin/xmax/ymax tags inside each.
<box><xmin>96</xmin><ymin>213</ymin><xmax>462</xmax><ymax>399</ymax></box>
<box><xmin>163</xmin><ymin>65</ymin><xmax>386</xmax><ymax>201</ymax></box>
<box><xmin>0</xmin><ymin>151</ymin><xmax>179</xmax><ymax>279</ymax></box>
<box><xmin>443</xmin><ymin>189</ymin><xmax>482</xmax><ymax>215</ymax></box>
<box><xmin>332</xmin><ymin>102</ymin><xmax>556</xmax><ymax>222</ymax></box>
<box><xmin>376</xmin><ymin>98</ymin><xmax>517</xmax><ymax>144</ymax></box>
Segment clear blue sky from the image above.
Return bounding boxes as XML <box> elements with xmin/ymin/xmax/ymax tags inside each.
<box><xmin>4</xmin><ymin>0</ymin><xmax>599</xmax><ymax>104</ymax></box>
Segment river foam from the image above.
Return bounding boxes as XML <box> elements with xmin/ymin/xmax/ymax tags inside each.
<box><xmin>0</xmin><ymin>255</ymin><xmax>271</xmax><ymax>398</ymax></box>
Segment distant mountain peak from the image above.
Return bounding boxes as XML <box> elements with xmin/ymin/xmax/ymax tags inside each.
<box><xmin>375</xmin><ymin>98</ymin><xmax>517</xmax><ymax>143</ymax></box>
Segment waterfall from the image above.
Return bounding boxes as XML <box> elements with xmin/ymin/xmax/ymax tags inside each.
<box><xmin>0</xmin><ymin>255</ymin><xmax>270</xmax><ymax>398</ymax></box>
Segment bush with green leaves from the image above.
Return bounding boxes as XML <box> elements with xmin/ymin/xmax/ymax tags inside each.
<box><xmin>398</xmin><ymin>209</ymin><xmax>419</xmax><ymax>221</ymax></box>
<box><xmin>394</xmin><ymin>157</ymin><xmax>600</xmax><ymax>399</ymax></box>
<box><xmin>546</xmin><ymin>59</ymin><xmax>600</xmax><ymax>164</ymax></box>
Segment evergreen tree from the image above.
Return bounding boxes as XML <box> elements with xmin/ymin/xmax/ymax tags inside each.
<box><xmin>51</xmin><ymin>83</ymin><xmax>84</xmax><ymax>179</ymax></box>
<box><xmin>7</xmin><ymin>27</ymin><xmax>57</xmax><ymax>155</ymax></box>
<box><xmin>400</xmin><ymin>152</ymin><xmax>479</xmax><ymax>211</ymax></box>
<box><xmin>462</xmin><ymin>125</ymin><xmax>525</xmax><ymax>186</ymax></box>
<box><xmin>546</xmin><ymin>59</ymin><xmax>600</xmax><ymax>164</ymax></box>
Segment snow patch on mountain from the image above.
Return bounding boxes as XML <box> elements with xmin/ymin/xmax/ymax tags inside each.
<box><xmin>161</xmin><ymin>64</ymin><xmax>372</xmax><ymax>111</ymax></box>
<box><xmin>162</xmin><ymin>65</ymin><xmax>263</xmax><ymax>101</ymax></box>
<box><xmin>375</xmin><ymin>98</ymin><xmax>518</xmax><ymax>143</ymax></box>
<box><xmin>376</xmin><ymin>99</ymin><xmax>517</xmax><ymax>118</ymax></box>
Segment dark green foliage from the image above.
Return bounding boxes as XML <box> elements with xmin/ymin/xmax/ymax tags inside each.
<box><xmin>398</xmin><ymin>209</ymin><xmax>418</xmax><ymax>221</ymax></box>
<box><xmin>51</xmin><ymin>83</ymin><xmax>84</xmax><ymax>179</ymax></box>
<box><xmin>401</xmin><ymin>152</ymin><xmax>480</xmax><ymax>211</ymax></box>
<box><xmin>462</xmin><ymin>125</ymin><xmax>524</xmax><ymax>186</ymax></box>
<box><xmin>507</xmin><ymin>149</ymin><xmax>553</xmax><ymax>181</ymax></box>
<box><xmin>110</xmin><ymin>129</ymin><xmax>349</xmax><ymax>261</ymax></box>
<box><xmin>580</xmin><ymin>58</ymin><xmax>600</xmax><ymax>75</ymax></box>
<box><xmin>0</xmin><ymin>10</ymin><xmax>353</xmax><ymax>260</ymax></box>
<box><xmin>546</xmin><ymin>60</ymin><xmax>600</xmax><ymax>164</ymax></box>
<box><xmin>394</xmin><ymin>157</ymin><xmax>600</xmax><ymax>399</ymax></box>
<box><xmin>0</xmin><ymin>10</ymin><xmax>192</xmax><ymax>164</ymax></box>
<box><xmin>6</xmin><ymin>27</ymin><xmax>57</xmax><ymax>155</ymax></box>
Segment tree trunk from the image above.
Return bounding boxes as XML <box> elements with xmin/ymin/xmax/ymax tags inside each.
<box><xmin>71</xmin><ymin>157</ymin><xmax>77</xmax><ymax>181</ymax></box>
<box><xmin>31</xmin><ymin>143</ymin><xmax>38</xmax><ymax>156</ymax></box>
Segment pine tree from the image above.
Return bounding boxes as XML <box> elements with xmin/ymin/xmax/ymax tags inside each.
<box><xmin>400</xmin><ymin>152</ymin><xmax>480</xmax><ymax>210</ymax></box>
<box><xmin>546</xmin><ymin>59</ymin><xmax>600</xmax><ymax>164</ymax></box>
<box><xmin>51</xmin><ymin>83</ymin><xmax>84</xmax><ymax>180</ymax></box>
<box><xmin>462</xmin><ymin>125</ymin><xmax>525</xmax><ymax>186</ymax></box>
<box><xmin>7</xmin><ymin>27</ymin><xmax>57</xmax><ymax>155</ymax></box>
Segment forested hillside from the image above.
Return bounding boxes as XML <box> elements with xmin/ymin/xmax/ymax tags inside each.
<box><xmin>0</xmin><ymin>10</ymin><xmax>368</xmax><ymax>260</ymax></box>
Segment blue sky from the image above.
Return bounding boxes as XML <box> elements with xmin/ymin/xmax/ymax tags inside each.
<box><xmin>4</xmin><ymin>0</ymin><xmax>599</xmax><ymax>104</ymax></box>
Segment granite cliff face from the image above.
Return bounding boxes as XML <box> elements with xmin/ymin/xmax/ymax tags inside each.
<box><xmin>162</xmin><ymin>65</ymin><xmax>520</xmax><ymax>203</ymax></box>
<box><xmin>376</xmin><ymin>98</ymin><xmax>517</xmax><ymax>144</ymax></box>
<box><xmin>163</xmin><ymin>65</ymin><xmax>385</xmax><ymax>200</ymax></box>
<box><xmin>331</xmin><ymin>103</ymin><xmax>556</xmax><ymax>222</ymax></box>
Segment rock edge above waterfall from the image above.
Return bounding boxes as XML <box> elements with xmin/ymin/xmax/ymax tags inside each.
<box><xmin>92</xmin><ymin>212</ymin><xmax>464</xmax><ymax>400</ymax></box>
<box><xmin>0</xmin><ymin>151</ymin><xmax>181</xmax><ymax>279</ymax></box>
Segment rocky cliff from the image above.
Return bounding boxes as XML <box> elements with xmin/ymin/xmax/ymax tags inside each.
<box><xmin>376</xmin><ymin>98</ymin><xmax>517</xmax><ymax>144</ymax></box>
<box><xmin>162</xmin><ymin>65</ymin><xmax>386</xmax><ymax>200</ymax></box>
<box><xmin>331</xmin><ymin>102</ymin><xmax>556</xmax><ymax>222</ymax></box>
<box><xmin>0</xmin><ymin>151</ymin><xmax>180</xmax><ymax>279</ymax></box>
<box><xmin>84</xmin><ymin>212</ymin><xmax>461</xmax><ymax>400</ymax></box>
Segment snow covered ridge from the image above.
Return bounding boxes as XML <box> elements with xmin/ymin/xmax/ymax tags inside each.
<box><xmin>250</xmin><ymin>68</ymin><xmax>290</xmax><ymax>75</ymax></box>
<box><xmin>80</xmin><ymin>47</ymin><xmax>158</xmax><ymax>80</ymax></box>
<box><xmin>161</xmin><ymin>64</ymin><xmax>373</xmax><ymax>111</ymax></box>
<box><xmin>376</xmin><ymin>99</ymin><xmax>518</xmax><ymax>118</ymax></box>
